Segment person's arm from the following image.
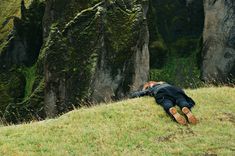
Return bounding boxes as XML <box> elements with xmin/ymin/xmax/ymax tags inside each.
<box><xmin>129</xmin><ymin>89</ymin><xmax>150</xmax><ymax>98</ymax></box>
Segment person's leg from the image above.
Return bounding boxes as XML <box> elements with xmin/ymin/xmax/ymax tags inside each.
<box><xmin>176</xmin><ymin>97</ymin><xmax>192</xmax><ymax>110</ymax></box>
<box><xmin>158</xmin><ymin>99</ymin><xmax>174</xmax><ymax>114</ymax></box>
<box><xmin>176</xmin><ymin>97</ymin><xmax>198</xmax><ymax>124</ymax></box>
<box><xmin>156</xmin><ymin>98</ymin><xmax>187</xmax><ymax>125</ymax></box>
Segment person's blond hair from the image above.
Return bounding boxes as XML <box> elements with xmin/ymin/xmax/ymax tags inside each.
<box><xmin>142</xmin><ymin>81</ymin><xmax>165</xmax><ymax>90</ymax></box>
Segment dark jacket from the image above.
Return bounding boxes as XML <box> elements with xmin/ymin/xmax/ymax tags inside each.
<box><xmin>130</xmin><ymin>83</ymin><xmax>195</xmax><ymax>105</ymax></box>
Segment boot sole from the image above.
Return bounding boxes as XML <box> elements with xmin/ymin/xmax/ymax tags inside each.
<box><xmin>169</xmin><ymin>107</ymin><xmax>187</xmax><ymax>125</ymax></box>
<box><xmin>182</xmin><ymin>107</ymin><xmax>198</xmax><ymax>125</ymax></box>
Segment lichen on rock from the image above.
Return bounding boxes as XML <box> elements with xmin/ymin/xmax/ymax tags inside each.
<box><xmin>43</xmin><ymin>0</ymin><xmax>149</xmax><ymax>117</ymax></box>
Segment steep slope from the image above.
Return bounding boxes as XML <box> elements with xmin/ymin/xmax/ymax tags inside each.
<box><xmin>0</xmin><ymin>87</ymin><xmax>234</xmax><ymax>155</ymax></box>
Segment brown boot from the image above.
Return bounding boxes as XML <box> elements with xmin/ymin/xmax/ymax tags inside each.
<box><xmin>169</xmin><ymin>107</ymin><xmax>187</xmax><ymax>125</ymax></box>
<box><xmin>182</xmin><ymin>107</ymin><xmax>198</xmax><ymax>125</ymax></box>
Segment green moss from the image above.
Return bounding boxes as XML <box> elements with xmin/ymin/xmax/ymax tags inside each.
<box><xmin>43</xmin><ymin>24</ymin><xmax>95</xmax><ymax>110</ymax></box>
<box><xmin>148</xmin><ymin>0</ymin><xmax>204</xmax><ymax>87</ymax></box>
<box><xmin>150</xmin><ymin>52</ymin><xmax>202</xmax><ymax>88</ymax></box>
<box><xmin>169</xmin><ymin>37</ymin><xmax>199</xmax><ymax>57</ymax></box>
<box><xmin>18</xmin><ymin>65</ymin><xmax>36</xmax><ymax>98</ymax></box>
<box><xmin>0</xmin><ymin>0</ymin><xmax>46</xmax><ymax>122</ymax></box>
<box><xmin>40</xmin><ymin>1</ymin><xmax>148</xmax><ymax>111</ymax></box>
<box><xmin>104</xmin><ymin>3</ymin><xmax>141</xmax><ymax>76</ymax></box>
<box><xmin>0</xmin><ymin>84</ymin><xmax>13</xmax><ymax>115</ymax></box>
<box><xmin>2</xmin><ymin>59</ymin><xmax>45</xmax><ymax>123</ymax></box>
<box><xmin>4</xmin><ymin>79</ymin><xmax>45</xmax><ymax>123</ymax></box>
<box><xmin>149</xmin><ymin>35</ymin><xmax>203</xmax><ymax>88</ymax></box>
<box><xmin>46</xmin><ymin>0</ymin><xmax>102</xmax><ymax>32</ymax></box>
<box><xmin>0</xmin><ymin>68</ymin><xmax>25</xmax><ymax>116</ymax></box>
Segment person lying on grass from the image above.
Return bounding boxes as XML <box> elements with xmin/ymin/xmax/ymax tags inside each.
<box><xmin>130</xmin><ymin>81</ymin><xmax>198</xmax><ymax>125</ymax></box>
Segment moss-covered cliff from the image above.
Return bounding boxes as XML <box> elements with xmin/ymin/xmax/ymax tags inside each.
<box><xmin>0</xmin><ymin>0</ymin><xmax>149</xmax><ymax>122</ymax></box>
<box><xmin>0</xmin><ymin>0</ymin><xmax>234</xmax><ymax>123</ymax></box>
<box><xmin>43</xmin><ymin>0</ymin><xmax>149</xmax><ymax>117</ymax></box>
<box><xmin>0</xmin><ymin>0</ymin><xmax>45</xmax><ymax>123</ymax></box>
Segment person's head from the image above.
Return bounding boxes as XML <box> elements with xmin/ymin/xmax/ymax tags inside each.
<box><xmin>142</xmin><ymin>81</ymin><xmax>165</xmax><ymax>90</ymax></box>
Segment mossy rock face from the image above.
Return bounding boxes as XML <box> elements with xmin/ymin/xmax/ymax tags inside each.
<box><xmin>4</xmin><ymin>79</ymin><xmax>45</xmax><ymax>123</ymax></box>
<box><xmin>148</xmin><ymin>0</ymin><xmax>204</xmax><ymax>87</ymax></box>
<box><xmin>0</xmin><ymin>0</ymin><xmax>45</xmax><ymax>68</ymax></box>
<box><xmin>0</xmin><ymin>69</ymin><xmax>25</xmax><ymax>116</ymax></box>
<box><xmin>0</xmin><ymin>0</ymin><xmax>149</xmax><ymax>121</ymax></box>
<box><xmin>43</xmin><ymin>0</ymin><xmax>149</xmax><ymax>117</ymax></box>
<box><xmin>43</xmin><ymin>0</ymin><xmax>103</xmax><ymax>37</ymax></box>
<box><xmin>2</xmin><ymin>42</ymin><xmax>46</xmax><ymax>123</ymax></box>
<box><xmin>97</xmin><ymin>0</ymin><xmax>149</xmax><ymax>98</ymax></box>
<box><xmin>0</xmin><ymin>0</ymin><xmax>46</xmax><ymax>123</ymax></box>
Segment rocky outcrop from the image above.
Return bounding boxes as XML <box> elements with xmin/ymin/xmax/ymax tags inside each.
<box><xmin>43</xmin><ymin>0</ymin><xmax>149</xmax><ymax>117</ymax></box>
<box><xmin>90</xmin><ymin>1</ymin><xmax>149</xmax><ymax>102</ymax></box>
<box><xmin>0</xmin><ymin>0</ymin><xmax>46</xmax><ymax>123</ymax></box>
<box><xmin>0</xmin><ymin>0</ymin><xmax>45</xmax><ymax>68</ymax></box>
<box><xmin>202</xmin><ymin>0</ymin><xmax>235</xmax><ymax>83</ymax></box>
<box><xmin>0</xmin><ymin>0</ymin><xmax>149</xmax><ymax>122</ymax></box>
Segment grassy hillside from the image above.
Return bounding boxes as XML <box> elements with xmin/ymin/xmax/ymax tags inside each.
<box><xmin>0</xmin><ymin>87</ymin><xmax>234</xmax><ymax>155</ymax></box>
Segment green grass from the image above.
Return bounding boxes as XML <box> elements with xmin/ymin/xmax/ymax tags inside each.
<box><xmin>0</xmin><ymin>87</ymin><xmax>234</xmax><ymax>155</ymax></box>
<box><xmin>150</xmin><ymin>56</ymin><xmax>201</xmax><ymax>88</ymax></box>
<box><xmin>20</xmin><ymin>65</ymin><xmax>36</xmax><ymax>98</ymax></box>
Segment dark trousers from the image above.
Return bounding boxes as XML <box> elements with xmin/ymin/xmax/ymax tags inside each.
<box><xmin>156</xmin><ymin>97</ymin><xmax>194</xmax><ymax>114</ymax></box>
